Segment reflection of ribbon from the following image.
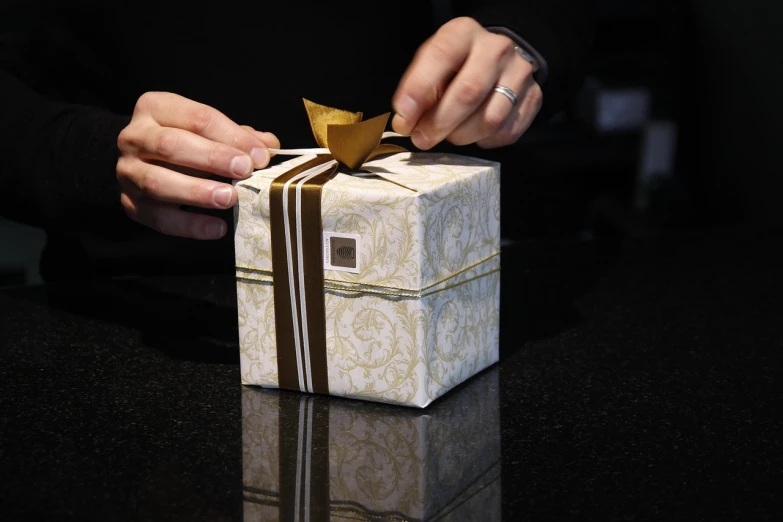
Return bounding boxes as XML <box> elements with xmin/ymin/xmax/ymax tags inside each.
<box><xmin>269</xmin><ymin>99</ymin><xmax>407</xmax><ymax>394</ymax></box>
<box><xmin>279</xmin><ymin>396</ymin><xmax>330</xmax><ymax>522</ymax></box>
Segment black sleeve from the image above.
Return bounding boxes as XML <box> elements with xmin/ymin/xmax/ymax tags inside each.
<box><xmin>1</xmin><ymin>0</ymin><xmax>131</xmax><ymax>232</ymax></box>
<box><xmin>453</xmin><ymin>0</ymin><xmax>598</xmax><ymax>122</ymax></box>
<box><xmin>0</xmin><ymin>70</ymin><xmax>129</xmax><ymax>231</ymax></box>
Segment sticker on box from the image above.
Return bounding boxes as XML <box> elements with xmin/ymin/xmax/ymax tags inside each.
<box><xmin>323</xmin><ymin>232</ymin><xmax>361</xmax><ymax>274</ymax></box>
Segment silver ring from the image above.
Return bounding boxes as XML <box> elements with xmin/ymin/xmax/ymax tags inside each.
<box><xmin>493</xmin><ymin>85</ymin><xmax>518</xmax><ymax>107</ymax></box>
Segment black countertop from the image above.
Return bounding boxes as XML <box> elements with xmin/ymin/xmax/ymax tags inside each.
<box><xmin>1</xmin><ymin>227</ymin><xmax>781</xmax><ymax>521</ymax></box>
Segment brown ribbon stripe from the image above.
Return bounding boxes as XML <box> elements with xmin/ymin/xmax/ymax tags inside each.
<box><xmin>269</xmin><ymin>100</ymin><xmax>407</xmax><ymax>395</ymax></box>
<box><xmin>270</xmin><ymin>155</ymin><xmax>336</xmax><ymax>393</ymax></box>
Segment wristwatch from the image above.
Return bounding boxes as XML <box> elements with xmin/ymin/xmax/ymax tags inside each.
<box><xmin>485</xmin><ymin>26</ymin><xmax>548</xmax><ymax>85</ymax></box>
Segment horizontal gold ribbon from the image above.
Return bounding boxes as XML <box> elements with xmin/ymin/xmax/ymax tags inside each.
<box><xmin>239</xmin><ymin>266</ymin><xmax>500</xmax><ymax>300</ymax></box>
<box><xmin>236</xmin><ymin>252</ymin><xmax>501</xmax><ymax>293</ymax></box>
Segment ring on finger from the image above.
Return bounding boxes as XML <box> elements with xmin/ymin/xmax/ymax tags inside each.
<box><xmin>493</xmin><ymin>85</ymin><xmax>518</xmax><ymax>107</ymax></box>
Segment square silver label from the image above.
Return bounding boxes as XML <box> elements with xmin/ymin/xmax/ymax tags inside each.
<box><xmin>323</xmin><ymin>232</ymin><xmax>361</xmax><ymax>274</ymax></box>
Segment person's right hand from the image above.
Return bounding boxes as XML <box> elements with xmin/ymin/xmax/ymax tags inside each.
<box><xmin>117</xmin><ymin>92</ymin><xmax>279</xmax><ymax>240</ymax></box>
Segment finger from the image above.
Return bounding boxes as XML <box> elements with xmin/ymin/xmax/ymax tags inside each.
<box><xmin>446</xmin><ymin>56</ymin><xmax>533</xmax><ymax>146</ymax></box>
<box><xmin>137</xmin><ymin>92</ymin><xmax>271</xmax><ymax>169</ymax></box>
<box><xmin>411</xmin><ymin>33</ymin><xmax>520</xmax><ymax>149</ymax></box>
<box><xmin>151</xmin><ymin>161</ymin><xmax>213</xmax><ymax>179</ymax></box>
<box><xmin>241</xmin><ymin>126</ymin><xmax>281</xmax><ymax>149</ymax></box>
<box><xmin>118</xmin><ymin>157</ymin><xmax>239</xmax><ymax>209</ymax></box>
<box><xmin>391</xmin><ymin>17</ymin><xmax>480</xmax><ymax>136</ymax></box>
<box><xmin>477</xmin><ymin>81</ymin><xmax>543</xmax><ymax>149</ymax></box>
<box><xmin>148</xmin><ymin>159</ymin><xmax>225</xmax><ymax>180</ymax></box>
<box><xmin>121</xmin><ymin>193</ymin><xmax>228</xmax><ymax>240</ymax></box>
<box><xmin>137</xmin><ymin>126</ymin><xmax>256</xmax><ymax>179</ymax></box>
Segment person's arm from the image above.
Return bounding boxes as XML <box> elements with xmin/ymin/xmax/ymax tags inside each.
<box><xmin>1</xmin><ymin>2</ymin><xmax>277</xmax><ymax>240</ymax></box>
<box><xmin>456</xmin><ymin>0</ymin><xmax>597</xmax><ymax>122</ymax></box>
<box><xmin>0</xmin><ymin>71</ymin><xmax>280</xmax><ymax>240</ymax></box>
<box><xmin>0</xmin><ymin>70</ymin><xmax>130</xmax><ymax>231</ymax></box>
<box><xmin>391</xmin><ymin>1</ymin><xmax>596</xmax><ymax>149</ymax></box>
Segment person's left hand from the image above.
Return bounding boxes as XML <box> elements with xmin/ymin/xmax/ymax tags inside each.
<box><xmin>391</xmin><ymin>17</ymin><xmax>542</xmax><ymax>150</ymax></box>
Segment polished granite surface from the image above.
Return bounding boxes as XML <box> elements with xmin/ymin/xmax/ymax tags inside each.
<box><xmin>1</xmin><ymin>227</ymin><xmax>781</xmax><ymax>521</ymax></box>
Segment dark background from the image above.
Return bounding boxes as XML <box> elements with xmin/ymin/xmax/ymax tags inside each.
<box><xmin>1</xmin><ymin>0</ymin><xmax>782</xmax><ymax>285</ymax></box>
<box><xmin>496</xmin><ymin>0</ymin><xmax>783</xmax><ymax>239</ymax></box>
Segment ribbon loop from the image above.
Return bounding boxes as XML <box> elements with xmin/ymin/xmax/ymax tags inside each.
<box><xmin>303</xmin><ymin>98</ymin><xmax>362</xmax><ymax>149</ymax></box>
<box><xmin>326</xmin><ymin>112</ymin><xmax>389</xmax><ymax>170</ymax></box>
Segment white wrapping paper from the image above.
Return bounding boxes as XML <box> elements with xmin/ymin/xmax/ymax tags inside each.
<box><xmin>234</xmin><ymin>152</ymin><xmax>500</xmax><ymax>407</ymax></box>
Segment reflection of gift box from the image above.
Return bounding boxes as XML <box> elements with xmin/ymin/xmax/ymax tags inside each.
<box><xmin>233</xmin><ymin>101</ymin><xmax>500</xmax><ymax>408</ymax></box>
<box><xmin>241</xmin><ymin>367</ymin><xmax>502</xmax><ymax>521</ymax></box>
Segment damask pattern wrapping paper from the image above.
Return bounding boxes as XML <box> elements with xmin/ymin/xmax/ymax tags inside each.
<box><xmin>241</xmin><ymin>367</ymin><xmax>502</xmax><ymax>521</ymax></box>
<box><xmin>234</xmin><ymin>152</ymin><xmax>501</xmax><ymax>407</ymax></box>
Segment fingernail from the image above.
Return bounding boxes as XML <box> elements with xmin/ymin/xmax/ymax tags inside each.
<box><xmin>412</xmin><ymin>129</ymin><xmax>430</xmax><ymax>150</ymax></box>
<box><xmin>250</xmin><ymin>147</ymin><xmax>269</xmax><ymax>168</ymax></box>
<box><xmin>213</xmin><ymin>186</ymin><xmax>233</xmax><ymax>207</ymax></box>
<box><xmin>230</xmin><ymin>155</ymin><xmax>252</xmax><ymax>176</ymax></box>
<box><xmin>205</xmin><ymin>221</ymin><xmax>227</xmax><ymax>239</ymax></box>
<box><xmin>394</xmin><ymin>95</ymin><xmax>419</xmax><ymax>120</ymax></box>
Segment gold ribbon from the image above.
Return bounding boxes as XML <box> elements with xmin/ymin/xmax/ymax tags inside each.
<box><xmin>270</xmin><ymin>99</ymin><xmax>407</xmax><ymax>394</ymax></box>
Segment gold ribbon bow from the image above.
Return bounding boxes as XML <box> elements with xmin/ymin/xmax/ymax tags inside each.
<box><xmin>269</xmin><ymin>99</ymin><xmax>407</xmax><ymax>394</ymax></box>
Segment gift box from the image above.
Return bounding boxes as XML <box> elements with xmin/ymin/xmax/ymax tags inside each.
<box><xmin>241</xmin><ymin>367</ymin><xmax>502</xmax><ymax>521</ymax></box>
<box><xmin>233</xmin><ymin>100</ymin><xmax>500</xmax><ymax>408</ymax></box>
